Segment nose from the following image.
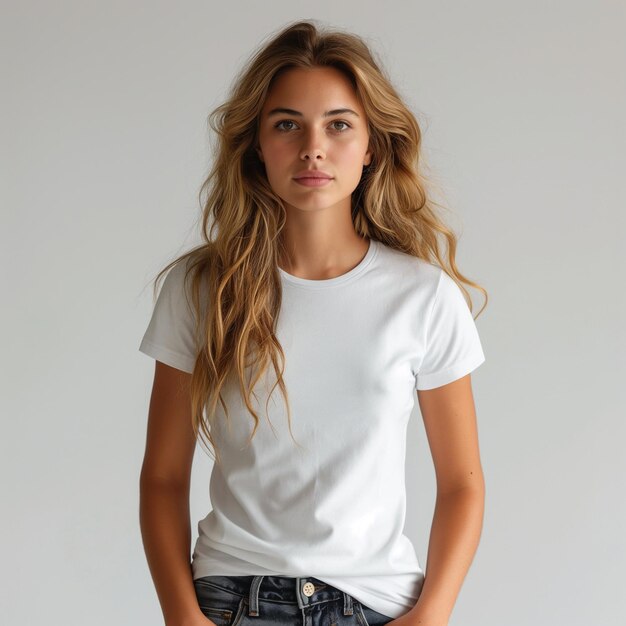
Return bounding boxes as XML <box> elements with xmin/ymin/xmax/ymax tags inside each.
<box><xmin>299</xmin><ymin>128</ymin><xmax>326</xmax><ymax>161</ymax></box>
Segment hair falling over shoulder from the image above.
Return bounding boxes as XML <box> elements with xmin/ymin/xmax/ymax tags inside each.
<box><xmin>148</xmin><ymin>19</ymin><xmax>488</xmax><ymax>466</ymax></box>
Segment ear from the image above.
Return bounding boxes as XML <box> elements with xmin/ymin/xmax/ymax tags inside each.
<box><xmin>256</xmin><ymin>147</ymin><xmax>264</xmax><ymax>163</ymax></box>
<box><xmin>363</xmin><ymin>145</ymin><xmax>373</xmax><ymax>167</ymax></box>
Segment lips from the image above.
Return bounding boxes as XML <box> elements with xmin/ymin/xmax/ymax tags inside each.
<box><xmin>293</xmin><ymin>170</ymin><xmax>333</xmax><ymax>179</ymax></box>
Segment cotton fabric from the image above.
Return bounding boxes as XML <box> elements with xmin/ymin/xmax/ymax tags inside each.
<box><xmin>139</xmin><ymin>238</ymin><xmax>486</xmax><ymax>619</ymax></box>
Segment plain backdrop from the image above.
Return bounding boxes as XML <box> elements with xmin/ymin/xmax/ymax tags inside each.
<box><xmin>2</xmin><ymin>1</ymin><xmax>624</xmax><ymax>625</ymax></box>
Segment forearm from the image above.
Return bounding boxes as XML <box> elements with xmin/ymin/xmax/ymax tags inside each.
<box><xmin>139</xmin><ymin>480</ymin><xmax>203</xmax><ymax>626</ymax></box>
<box><xmin>406</xmin><ymin>485</ymin><xmax>485</xmax><ymax>625</ymax></box>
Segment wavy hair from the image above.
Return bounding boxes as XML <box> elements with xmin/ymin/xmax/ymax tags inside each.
<box><xmin>148</xmin><ymin>19</ymin><xmax>488</xmax><ymax>467</ymax></box>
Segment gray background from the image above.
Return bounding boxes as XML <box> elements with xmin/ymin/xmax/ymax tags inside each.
<box><xmin>2</xmin><ymin>1</ymin><xmax>624</xmax><ymax>625</ymax></box>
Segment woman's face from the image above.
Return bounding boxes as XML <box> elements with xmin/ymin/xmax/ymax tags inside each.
<box><xmin>256</xmin><ymin>66</ymin><xmax>372</xmax><ymax>215</ymax></box>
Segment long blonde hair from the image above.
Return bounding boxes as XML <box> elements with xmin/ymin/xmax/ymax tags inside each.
<box><xmin>148</xmin><ymin>19</ymin><xmax>488</xmax><ymax>467</ymax></box>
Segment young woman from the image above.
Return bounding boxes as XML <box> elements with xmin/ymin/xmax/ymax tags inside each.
<box><xmin>139</xmin><ymin>20</ymin><xmax>488</xmax><ymax>626</ymax></box>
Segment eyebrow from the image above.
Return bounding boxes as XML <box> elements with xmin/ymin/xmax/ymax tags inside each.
<box><xmin>266</xmin><ymin>107</ymin><xmax>360</xmax><ymax>118</ymax></box>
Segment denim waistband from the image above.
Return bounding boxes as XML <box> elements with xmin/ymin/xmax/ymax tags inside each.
<box><xmin>198</xmin><ymin>575</ymin><xmax>357</xmax><ymax>616</ymax></box>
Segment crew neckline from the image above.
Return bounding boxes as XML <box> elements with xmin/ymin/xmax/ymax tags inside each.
<box><xmin>278</xmin><ymin>238</ymin><xmax>379</xmax><ymax>289</ymax></box>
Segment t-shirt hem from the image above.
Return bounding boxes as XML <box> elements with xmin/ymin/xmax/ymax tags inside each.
<box><xmin>415</xmin><ymin>351</ymin><xmax>485</xmax><ymax>390</ymax></box>
<box><xmin>139</xmin><ymin>338</ymin><xmax>195</xmax><ymax>373</ymax></box>
<box><xmin>191</xmin><ymin>557</ymin><xmax>422</xmax><ymax>620</ymax></box>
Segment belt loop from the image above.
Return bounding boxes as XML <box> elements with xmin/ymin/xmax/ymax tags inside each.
<box><xmin>343</xmin><ymin>591</ymin><xmax>354</xmax><ymax>616</ymax></box>
<box><xmin>248</xmin><ymin>576</ymin><xmax>264</xmax><ymax>616</ymax></box>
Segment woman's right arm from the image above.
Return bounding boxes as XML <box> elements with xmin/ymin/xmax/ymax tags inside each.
<box><xmin>139</xmin><ymin>361</ymin><xmax>215</xmax><ymax>626</ymax></box>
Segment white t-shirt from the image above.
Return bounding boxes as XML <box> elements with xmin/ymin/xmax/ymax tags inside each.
<box><xmin>139</xmin><ymin>238</ymin><xmax>486</xmax><ymax>619</ymax></box>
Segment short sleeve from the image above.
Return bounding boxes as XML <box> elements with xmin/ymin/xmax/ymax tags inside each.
<box><xmin>415</xmin><ymin>269</ymin><xmax>486</xmax><ymax>390</ymax></box>
<box><xmin>138</xmin><ymin>260</ymin><xmax>199</xmax><ymax>374</ymax></box>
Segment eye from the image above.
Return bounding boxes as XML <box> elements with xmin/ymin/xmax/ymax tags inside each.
<box><xmin>273</xmin><ymin>120</ymin><xmax>352</xmax><ymax>133</ymax></box>
<box><xmin>275</xmin><ymin>120</ymin><xmax>297</xmax><ymax>132</ymax></box>
<box><xmin>331</xmin><ymin>120</ymin><xmax>351</xmax><ymax>132</ymax></box>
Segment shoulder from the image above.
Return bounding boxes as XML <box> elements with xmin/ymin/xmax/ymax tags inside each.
<box><xmin>374</xmin><ymin>240</ymin><xmax>443</xmax><ymax>293</ymax></box>
<box><xmin>161</xmin><ymin>256</ymin><xmax>193</xmax><ymax>291</ymax></box>
<box><xmin>159</xmin><ymin>255</ymin><xmax>210</xmax><ymax>316</ymax></box>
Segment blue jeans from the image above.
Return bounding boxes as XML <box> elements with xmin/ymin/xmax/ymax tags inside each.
<box><xmin>193</xmin><ymin>575</ymin><xmax>394</xmax><ymax>626</ymax></box>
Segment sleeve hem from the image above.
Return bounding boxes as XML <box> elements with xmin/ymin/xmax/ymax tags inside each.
<box><xmin>138</xmin><ymin>338</ymin><xmax>196</xmax><ymax>374</ymax></box>
<box><xmin>415</xmin><ymin>351</ymin><xmax>485</xmax><ymax>391</ymax></box>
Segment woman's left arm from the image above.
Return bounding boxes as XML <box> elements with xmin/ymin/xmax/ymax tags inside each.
<box><xmin>401</xmin><ymin>373</ymin><xmax>486</xmax><ymax>626</ymax></box>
